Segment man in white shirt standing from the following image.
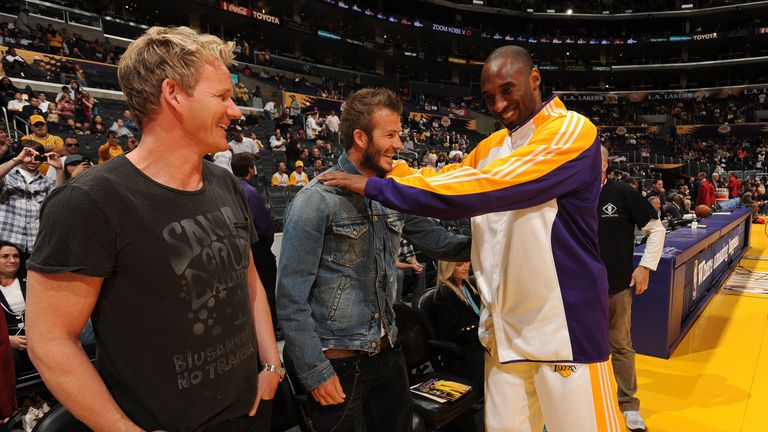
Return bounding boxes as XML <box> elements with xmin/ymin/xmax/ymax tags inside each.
<box><xmin>325</xmin><ymin>110</ymin><xmax>340</xmax><ymax>145</ymax></box>
<box><xmin>305</xmin><ymin>111</ymin><xmax>321</xmax><ymax>140</ymax></box>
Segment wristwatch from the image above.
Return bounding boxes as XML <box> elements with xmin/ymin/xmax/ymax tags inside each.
<box><xmin>262</xmin><ymin>363</ymin><xmax>286</xmax><ymax>381</ymax></box>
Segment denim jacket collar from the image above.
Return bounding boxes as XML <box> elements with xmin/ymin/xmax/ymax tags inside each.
<box><xmin>337</xmin><ymin>151</ymin><xmax>365</xmax><ymax>176</ymax></box>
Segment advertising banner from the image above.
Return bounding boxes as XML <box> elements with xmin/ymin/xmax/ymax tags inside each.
<box><xmin>676</xmin><ymin>123</ymin><xmax>768</xmax><ymax>136</ymax></box>
<box><xmin>557</xmin><ymin>84</ymin><xmax>768</xmax><ymax>103</ymax></box>
<box><xmin>219</xmin><ymin>1</ymin><xmax>281</xmax><ymax>25</ymax></box>
<box><xmin>283</xmin><ymin>91</ymin><xmax>343</xmax><ymax>114</ymax></box>
<box><xmin>408</xmin><ymin>112</ymin><xmax>477</xmax><ymax>131</ymax></box>
<box><xmin>0</xmin><ymin>45</ymin><xmax>118</xmax><ymax>88</ymax></box>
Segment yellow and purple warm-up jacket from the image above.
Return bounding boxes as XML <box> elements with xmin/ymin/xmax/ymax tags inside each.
<box><xmin>365</xmin><ymin>96</ymin><xmax>609</xmax><ymax>364</ymax></box>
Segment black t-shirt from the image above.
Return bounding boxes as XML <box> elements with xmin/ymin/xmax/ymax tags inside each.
<box><xmin>28</xmin><ymin>156</ymin><xmax>259</xmax><ymax>432</ymax></box>
<box><xmin>598</xmin><ymin>180</ymin><xmax>659</xmax><ymax>295</ymax></box>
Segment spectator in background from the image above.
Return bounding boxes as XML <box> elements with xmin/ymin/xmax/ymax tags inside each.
<box><xmin>285</xmin><ymin>138</ymin><xmax>302</xmax><ymax>168</ymax></box>
<box><xmin>307</xmin><ymin>158</ymin><xmax>325</xmax><ymax>180</ymax></box>
<box><xmin>90</xmin><ymin>114</ymin><xmax>107</xmax><ymax>134</ymax></box>
<box><xmin>271</xmin><ymin>161</ymin><xmax>288</xmax><ymax>186</ymax></box>
<box><xmin>434</xmin><ymin>260</ymin><xmax>484</xmax><ymax>389</ymax></box>
<box><xmin>696</xmin><ymin>171</ymin><xmax>716</xmax><ymax>207</ymax></box>
<box><xmin>448</xmin><ymin>143</ymin><xmax>463</xmax><ymax>160</ymax></box>
<box><xmin>75</xmin><ymin>65</ymin><xmax>87</xmax><ymax>86</ymax></box>
<box><xmin>228</xmin><ymin>125</ymin><xmax>258</xmax><ymax>155</ymax></box>
<box><xmin>727</xmin><ymin>172</ymin><xmax>742</xmax><ymax>198</ymax></box>
<box><xmin>305</xmin><ymin>111</ymin><xmax>321</xmax><ymax>140</ymax></box>
<box><xmin>28</xmin><ymin>57</ymin><xmax>48</xmax><ymax>81</ymax></box>
<box><xmin>277</xmin><ymin>108</ymin><xmax>293</xmax><ymax>135</ymax></box>
<box><xmin>663</xmin><ymin>194</ymin><xmax>684</xmax><ymax>221</ymax></box>
<box><xmin>0</xmin><ymin>78</ymin><xmax>19</xmax><ymax>109</ymax></box>
<box><xmin>6</xmin><ymin>93</ymin><xmax>27</xmax><ymax>112</ymax></box>
<box><xmin>646</xmin><ymin>179</ymin><xmax>666</xmax><ymax>206</ymax></box>
<box><xmin>15</xmin><ymin>9</ymin><xmax>31</xmax><ymax>38</ymax></box>
<box><xmin>269</xmin><ymin>128</ymin><xmax>286</xmax><ymax>152</ymax></box>
<box><xmin>2</xmin><ymin>49</ymin><xmax>27</xmax><ymax>73</ymax></box>
<box><xmin>60</xmin><ymin>154</ymin><xmax>92</xmax><ymax>181</ymax></box>
<box><xmin>396</xmin><ymin>238</ymin><xmax>426</xmax><ymax>302</ymax></box>
<box><xmin>711</xmin><ymin>172</ymin><xmax>722</xmax><ymax>189</ymax></box>
<box><xmin>69</xmin><ymin>80</ymin><xmax>82</xmax><ymax>97</ymax></box>
<box><xmin>79</xmin><ymin>91</ymin><xmax>96</xmax><ymax>123</ymax></box>
<box><xmin>231</xmin><ymin>153</ymin><xmax>278</xmax><ymax>330</ymax></box>
<box><xmin>0</xmin><ymin>143</ymin><xmax>63</xmax><ymax>258</ymax></box>
<box><xmin>289</xmin><ymin>161</ymin><xmax>308</xmax><ymax>186</ymax></box>
<box><xmin>110</xmin><ymin>118</ymin><xmax>134</xmax><ymax>138</ymax></box>
<box><xmin>684</xmin><ymin>199</ymin><xmax>693</xmax><ymax>214</ymax></box>
<box><xmin>236</xmin><ymin>82</ymin><xmax>250</xmax><ymax>105</ymax></box>
<box><xmin>122</xmin><ymin>110</ymin><xmax>138</xmax><ymax>133</ymax></box>
<box><xmin>125</xmin><ymin>137</ymin><xmax>139</xmax><ymax>152</ymax></box>
<box><xmin>21</xmin><ymin>115</ymin><xmax>65</xmax><ymax>167</ymax></box>
<box><xmin>262</xmin><ymin>100</ymin><xmax>275</xmax><ymax>119</ymax></box>
<box><xmin>648</xmin><ymin>196</ymin><xmax>661</xmax><ymax>216</ymax></box>
<box><xmin>0</xmin><ymin>241</ymin><xmax>30</xmax><ymax>373</ymax></box>
<box><xmin>45</xmin><ymin>136</ymin><xmax>80</xmax><ymax>180</ymax></box>
<box><xmin>289</xmin><ymin>95</ymin><xmax>301</xmax><ymax>121</ymax></box>
<box><xmin>57</xmin><ymin>94</ymin><xmax>75</xmax><ymax>118</ymax></box>
<box><xmin>37</xmin><ymin>93</ymin><xmax>50</xmax><ymax>113</ymax></box>
<box><xmin>97</xmin><ymin>131</ymin><xmax>123</xmax><ymax>164</ymax></box>
<box><xmin>598</xmin><ymin>144</ymin><xmax>665</xmax><ymax>432</ymax></box>
<box><xmin>21</xmin><ymin>96</ymin><xmax>43</xmax><ymax>119</ymax></box>
<box><xmin>55</xmin><ymin>85</ymin><xmax>70</xmax><ymax>103</ymax></box>
<box><xmin>325</xmin><ymin>109</ymin><xmax>340</xmax><ymax>143</ymax></box>
<box><xmin>0</xmin><ymin>132</ymin><xmax>12</xmax><ymax>164</ymax></box>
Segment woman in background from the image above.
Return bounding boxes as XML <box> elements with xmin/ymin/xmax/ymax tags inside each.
<box><xmin>434</xmin><ymin>261</ymin><xmax>485</xmax><ymax>390</ymax></box>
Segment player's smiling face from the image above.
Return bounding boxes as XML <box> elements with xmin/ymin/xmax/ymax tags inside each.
<box><xmin>481</xmin><ymin>57</ymin><xmax>542</xmax><ymax>130</ymax></box>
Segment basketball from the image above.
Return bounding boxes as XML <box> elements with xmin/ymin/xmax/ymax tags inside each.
<box><xmin>695</xmin><ymin>205</ymin><xmax>713</xmax><ymax>218</ymax></box>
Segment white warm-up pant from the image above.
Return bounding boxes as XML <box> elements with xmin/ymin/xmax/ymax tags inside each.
<box><xmin>485</xmin><ymin>350</ymin><xmax>626</xmax><ymax>432</ymax></box>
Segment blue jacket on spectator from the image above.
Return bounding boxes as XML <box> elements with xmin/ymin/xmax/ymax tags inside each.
<box><xmin>277</xmin><ymin>152</ymin><xmax>470</xmax><ymax>390</ymax></box>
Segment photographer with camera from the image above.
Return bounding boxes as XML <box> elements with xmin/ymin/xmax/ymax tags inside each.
<box><xmin>0</xmin><ymin>141</ymin><xmax>64</xmax><ymax>260</ymax></box>
<box><xmin>45</xmin><ymin>136</ymin><xmax>82</xmax><ymax>180</ymax></box>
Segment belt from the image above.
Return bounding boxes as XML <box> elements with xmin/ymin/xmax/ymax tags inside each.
<box><xmin>324</xmin><ymin>337</ymin><xmax>391</xmax><ymax>359</ymax></box>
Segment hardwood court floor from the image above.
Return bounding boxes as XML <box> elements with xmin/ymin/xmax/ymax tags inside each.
<box><xmin>637</xmin><ymin>224</ymin><xmax>768</xmax><ymax>432</ymax></box>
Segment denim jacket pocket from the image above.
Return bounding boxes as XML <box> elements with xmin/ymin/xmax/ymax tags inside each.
<box><xmin>331</xmin><ymin>221</ymin><xmax>369</xmax><ymax>267</ymax></box>
<box><xmin>327</xmin><ymin>274</ymin><xmax>350</xmax><ymax>321</ymax></box>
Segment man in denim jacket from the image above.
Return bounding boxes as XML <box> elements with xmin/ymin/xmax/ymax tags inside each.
<box><xmin>277</xmin><ymin>88</ymin><xmax>470</xmax><ymax>432</ymax></box>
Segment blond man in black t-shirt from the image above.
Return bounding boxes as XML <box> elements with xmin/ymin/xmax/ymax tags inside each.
<box><xmin>26</xmin><ymin>26</ymin><xmax>282</xmax><ymax>432</ymax></box>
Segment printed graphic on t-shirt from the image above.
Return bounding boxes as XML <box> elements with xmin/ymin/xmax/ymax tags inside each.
<box><xmin>161</xmin><ymin>206</ymin><xmax>256</xmax><ymax>390</ymax></box>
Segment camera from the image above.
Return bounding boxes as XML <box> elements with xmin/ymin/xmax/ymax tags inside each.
<box><xmin>33</xmin><ymin>154</ymin><xmax>46</xmax><ymax>163</ymax></box>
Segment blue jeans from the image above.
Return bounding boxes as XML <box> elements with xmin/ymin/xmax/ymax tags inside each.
<box><xmin>306</xmin><ymin>346</ymin><xmax>413</xmax><ymax>432</ymax></box>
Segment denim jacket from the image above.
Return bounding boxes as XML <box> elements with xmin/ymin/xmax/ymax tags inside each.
<box><xmin>277</xmin><ymin>152</ymin><xmax>471</xmax><ymax>390</ymax></box>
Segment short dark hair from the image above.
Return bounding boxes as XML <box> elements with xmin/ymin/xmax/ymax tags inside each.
<box><xmin>485</xmin><ymin>45</ymin><xmax>534</xmax><ymax>71</ymax></box>
<box><xmin>231</xmin><ymin>153</ymin><xmax>254</xmax><ymax>177</ymax></box>
<box><xmin>340</xmin><ymin>88</ymin><xmax>403</xmax><ymax>151</ymax></box>
<box><xmin>19</xmin><ymin>139</ymin><xmax>44</xmax><ymax>155</ymax></box>
<box><xmin>0</xmin><ymin>241</ymin><xmax>20</xmax><ymax>254</ymax></box>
